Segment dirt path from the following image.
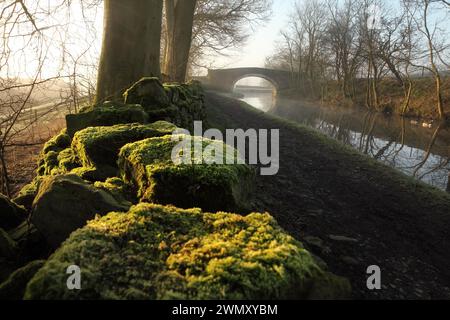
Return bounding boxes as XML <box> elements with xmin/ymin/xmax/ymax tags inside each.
<box><xmin>205</xmin><ymin>91</ymin><xmax>450</xmax><ymax>300</ymax></box>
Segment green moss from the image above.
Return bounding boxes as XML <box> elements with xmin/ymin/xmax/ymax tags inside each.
<box><xmin>0</xmin><ymin>228</ymin><xmax>18</xmax><ymax>259</ymax></box>
<box><xmin>163</xmin><ymin>82</ymin><xmax>206</xmax><ymax>131</ymax></box>
<box><xmin>68</xmin><ymin>166</ymin><xmax>117</xmax><ymax>183</ymax></box>
<box><xmin>94</xmin><ymin>177</ymin><xmax>136</xmax><ymax>207</ymax></box>
<box><xmin>120</xmin><ymin>79</ymin><xmax>206</xmax><ymax>130</ymax></box>
<box><xmin>14</xmin><ymin>177</ymin><xmax>44</xmax><ymax>209</ymax></box>
<box><xmin>118</xmin><ymin>135</ymin><xmax>255</xmax><ymax>212</ymax></box>
<box><xmin>24</xmin><ymin>203</ymin><xmax>350</xmax><ymax>300</ymax></box>
<box><xmin>72</xmin><ymin>122</ymin><xmax>177</xmax><ymax>169</ymax></box>
<box><xmin>123</xmin><ymin>77</ymin><xmax>170</xmax><ymax>111</ymax></box>
<box><xmin>57</xmin><ymin>148</ymin><xmax>81</xmax><ymax>173</ymax></box>
<box><xmin>37</xmin><ymin>151</ymin><xmax>59</xmax><ymax>176</ymax></box>
<box><xmin>31</xmin><ymin>174</ymin><xmax>130</xmax><ymax>248</ymax></box>
<box><xmin>64</xmin><ymin>122</ymin><xmax>177</xmax><ymax>182</ymax></box>
<box><xmin>36</xmin><ymin>130</ymin><xmax>78</xmax><ymax>178</ymax></box>
<box><xmin>42</xmin><ymin>129</ymin><xmax>71</xmax><ymax>154</ymax></box>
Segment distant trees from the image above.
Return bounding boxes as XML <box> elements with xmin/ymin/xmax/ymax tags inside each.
<box><xmin>324</xmin><ymin>0</ymin><xmax>360</xmax><ymax>99</ymax></box>
<box><xmin>266</xmin><ymin>0</ymin><xmax>450</xmax><ymax>119</ymax></box>
<box><xmin>96</xmin><ymin>0</ymin><xmax>163</xmax><ymax>102</ymax></box>
<box><xmin>414</xmin><ymin>0</ymin><xmax>445</xmax><ymax>118</ymax></box>
<box><xmin>0</xmin><ymin>0</ymin><xmax>100</xmax><ymax>195</ymax></box>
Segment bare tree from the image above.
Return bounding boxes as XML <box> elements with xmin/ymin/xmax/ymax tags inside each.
<box><xmin>397</xmin><ymin>1</ymin><xmax>419</xmax><ymax>114</ymax></box>
<box><xmin>0</xmin><ymin>0</ymin><xmax>101</xmax><ymax>195</ymax></box>
<box><xmin>414</xmin><ymin>0</ymin><xmax>446</xmax><ymax>119</ymax></box>
<box><xmin>325</xmin><ymin>0</ymin><xmax>361</xmax><ymax>98</ymax></box>
<box><xmin>189</xmin><ymin>0</ymin><xmax>272</xmax><ymax>74</ymax></box>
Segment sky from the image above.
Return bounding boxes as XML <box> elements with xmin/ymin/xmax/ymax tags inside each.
<box><xmin>212</xmin><ymin>0</ymin><xmax>297</xmax><ymax>70</ymax></box>
<box><xmin>2</xmin><ymin>0</ymin><xmax>449</xmax><ymax>83</ymax></box>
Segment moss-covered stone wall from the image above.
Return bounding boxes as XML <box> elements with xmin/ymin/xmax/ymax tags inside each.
<box><xmin>0</xmin><ymin>78</ymin><xmax>350</xmax><ymax>300</ymax></box>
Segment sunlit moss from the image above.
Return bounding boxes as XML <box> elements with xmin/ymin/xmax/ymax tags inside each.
<box><xmin>71</xmin><ymin>122</ymin><xmax>177</xmax><ymax>170</ymax></box>
<box><xmin>118</xmin><ymin>135</ymin><xmax>254</xmax><ymax>212</ymax></box>
<box><xmin>37</xmin><ymin>130</ymin><xmax>74</xmax><ymax>177</ymax></box>
<box><xmin>94</xmin><ymin>177</ymin><xmax>136</xmax><ymax>207</ymax></box>
<box><xmin>24</xmin><ymin>203</ymin><xmax>350</xmax><ymax>300</ymax></box>
<box><xmin>41</xmin><ymin>129</ymin><xmax>71</xmax><ymax>154</ymax></box>
<box><xmin>14</xmin><ymin>177</ymin><xmax>44</xmax><ymax>209</ymax></box>
<box><xmin>57</xmin><ymin>148</ymin><xmax>81</xmax><ymax>173</ymax></box>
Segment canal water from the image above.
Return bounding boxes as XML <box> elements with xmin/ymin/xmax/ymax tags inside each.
<box><xmin>235</xmin><ymin>88</ymin><xmax>450</xmax><ymax>191</ymax></box>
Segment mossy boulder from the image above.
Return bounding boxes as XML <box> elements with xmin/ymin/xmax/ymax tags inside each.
<box><xmin>122</xmin><ymin>78</ymin><xmax>206</xmax><ymax>130</ymax></box>
<box><xmin>118</xmin><ymin>135</ymin><xmax>255</xmax><ymax>212</ymax></box>
<box><xmin>24</xmin><ymin>203</ymin><xmax>350</xmax><ymax>300</ymax></box>
<box><xmin>36</xmin><ymin>130</ymin><xmax>80</xmax><ymax>178</ymax></box>
<box><xmin>94</xmin><ymin>177</ymin><xmax>136</xmax><ymax>208</ymax></box>
<box><xmin>123</xmin><ymin>77</ymin><xmax>170</xmax><ymax>111</ymax></box>
<box><xmin>13</xmin><ymin>177</ymin><xmax>44</xmax><ymax>210</ymax></box>
<box><xmin>9</xmin><ymin>222</ymin><xmax>49</xmax><ymax>261</ymax></box>
<box><xmin>0</xmin><ymin>228</ymin><xmax>18</xmax><ymax>259</ymax></box>
<box><xmin>66</xmin><ymin>102</ymin><xmax>148</xmax><ymax>137</ymax></box>
<box><xmin>42</xmin><ymin>129</ymin><xmax>71</xmax><ymax>154</ymax></box>
<box><xmin>0</xmin><ymin>260</ymin><xmax>45</xmax><ymax>300</ymax></box>
<box><xmin>164</xmin><ymin>82</ymin><xmax>205</xmax><ymax>130</ymax></box>
<box><xmin>71</xmin><ymin>122</ymin><xmax>177</xmax><ymax>179</ymax></box>
<box><xmin>31</xmin><ymin>174</ymin><xmax>129</xmax><ymax>248</ymax></box>
<box><xmin>0</xmin><ymin>193</ymin><xmax>27</xmax><ymax>230</ymax></box>
<box><xmin>57</xmin><ymin>148</ymin><xmax>81</xmax><ymax>172</ymax></box>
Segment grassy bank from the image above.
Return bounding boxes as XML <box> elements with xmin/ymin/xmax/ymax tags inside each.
<box><xmin>279</xmin><ymin>76</ymin><xmax>450</xmax><ymax>121</ymax></box>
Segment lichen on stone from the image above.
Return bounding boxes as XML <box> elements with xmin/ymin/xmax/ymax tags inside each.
<box><xmin>24</xmin><ymin>203</ymin><xmax>350</xmax><ymax>300</ymax></box>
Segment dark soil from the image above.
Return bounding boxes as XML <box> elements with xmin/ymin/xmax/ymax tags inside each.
<box><xmin>205</xmin><ymin>91</ymin><xmax>450</xmax><ymax>300</ymax></box>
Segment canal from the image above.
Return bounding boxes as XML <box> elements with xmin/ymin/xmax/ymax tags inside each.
<box><xmin>235</xmin><ymin>88</ymin><xmax>450</xmax><ymax>191</ymax></box>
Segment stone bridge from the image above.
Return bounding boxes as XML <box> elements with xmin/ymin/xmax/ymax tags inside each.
<box><xmin>198</xmin><ymin>68</ymin><xmax>295</xmax><ymax>93</ymax></box>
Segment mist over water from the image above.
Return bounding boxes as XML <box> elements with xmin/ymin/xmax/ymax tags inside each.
<box><xmin>235</xmin><ymin>89</ymin><xmax>275</xmax><ymax>112</ymax></box>
<box><xmin>236</xmin><ymin>89</ymin><xmax>450</xmax><ymax>191</ymax></box>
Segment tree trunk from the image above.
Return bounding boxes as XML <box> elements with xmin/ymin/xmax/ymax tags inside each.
<box><xmin>401</xmin><ymin>79</ymin><xmax>412</xmax><ymax>115</ymax></box>
<box><xmin>163</xmin><ymin>0</ymin><xmax>197</xmax><ymax>83</ymax></box>
<box><xmin>434</xmin><ymin>72</ymin><xmax>444</xmax><ymax>119</ymax></box>
<box><xmin>96</xmin><ymin>0</ymin><xmax>163</xmax><ymax>103</ymax></box>
<box><xmin>366</xmin><ymin>62</ymin><xmax>372</xmax><ymax>109</ymax></box>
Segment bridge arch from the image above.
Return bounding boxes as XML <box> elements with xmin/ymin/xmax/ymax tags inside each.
<box><xmin>203</xmin><ymin>67</ymin><xmax>294</xmax><ymax>93</ymax></box>
<box><xmin>232</xmin><ymin>74</ymin><xmax>279</xmax><ymax>92</ymax></box>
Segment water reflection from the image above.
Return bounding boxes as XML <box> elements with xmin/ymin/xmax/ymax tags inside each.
<box><xmin>239</xmin><ymin>91</ymin><xmax>450</xmax><ymax>191</ymax></box>
<box><xmin>235</xmin><ymin>88</ymin><xmax>275</xmax><ymax>112</ymax></box>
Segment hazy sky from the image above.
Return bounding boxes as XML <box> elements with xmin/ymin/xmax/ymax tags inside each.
<box><xmin>3</xmin><ymin>0</ymin><xmax>448</xmax><ymax>81</ymax></box>
<box><xmin>212</xmin><ymin>0</ymin><xmax>297</xmax><ymax>70</ymax></box>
